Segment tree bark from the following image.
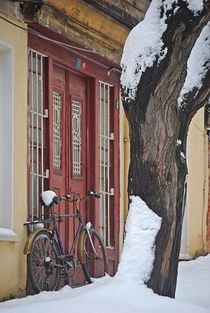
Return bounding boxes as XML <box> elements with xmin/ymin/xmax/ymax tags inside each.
<box><xmin>122</xmin><ymin>1</ymin><xmax>210</xmax><ymax>297</ymax></box>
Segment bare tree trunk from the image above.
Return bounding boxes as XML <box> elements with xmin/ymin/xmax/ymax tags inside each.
<box><xmin>122</xmin><ymin>2</ymin><xmax>210</xmax><ymax>297</ymax></box>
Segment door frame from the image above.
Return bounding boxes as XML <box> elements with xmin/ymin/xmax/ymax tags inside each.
<box><xmin>28</xmin><ymin>28</ymin><xmax>120</xmax><ymax>274</ymax></box>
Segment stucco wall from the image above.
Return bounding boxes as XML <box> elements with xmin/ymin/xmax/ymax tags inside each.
<box><xmin>0</xmin><ymin>13</ymin><xmax>27</xmax><ymax>300</ymax></box>
<box><xmin>183</xmin><ymin>108</ymin><xmax>208</xmax><ymax>258</ymax></box>
<box><xmin>119</xmin><ymin>104</ymin><xmax>130</xmax><ymax>253</ymax></box>
<box><xmin>36</xmin><ymin>0</ymin><xmax>129</xmax><ymax>64</ymax></box>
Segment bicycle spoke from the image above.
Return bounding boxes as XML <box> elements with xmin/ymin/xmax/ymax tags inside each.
<box><xmin>83</xmin><ymin>229</ymin><xmax>107</xmax><ymax>280</ymax></box>
<box><xmin>28</xmin><ymin>231</ymin><xmax>60</xmax><ymax>293</ymax></box>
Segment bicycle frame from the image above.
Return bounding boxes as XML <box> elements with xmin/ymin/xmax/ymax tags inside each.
<box><xmin>52</xmin><ymin>212</ymin><xmax>84</xmax><ymax>258</ymax></box>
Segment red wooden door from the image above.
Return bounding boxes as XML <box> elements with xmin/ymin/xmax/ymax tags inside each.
<box><xmin>50</xmin><ymin>65</ymin><xmax>67</xmax><ymax>249</ymax></box>
<box><xmin>67</xmin><ymin>71</ymin><xmax>87</xmax><ymax>256</ymax></box>
<box><xmin>68</xmin><ymin>71</ymin><xmax>87</xmax><ymax>211</ymax></box>
<box><xmin>50</xmin><ymin>65</ymin><xmax>87</xmax><ymax>283</ymax></box>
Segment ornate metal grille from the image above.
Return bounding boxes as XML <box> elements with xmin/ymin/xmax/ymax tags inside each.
<box><xmin>53</xmin><ymin>91</ymin><xmax>62</xmax><ymax>170</ymax></box>
<box><xmin>29</xmin><ymin>49</ymin><xmax>49</xmax><ymax>220</ymax></box>
<box><xmin>72</xmin><ymin>100</ymin><xmax>82</xmax><ymax>176</ymax></box>
<box><xmin>98</xmin><ymin>81</ymin><xmax>114</xmax><ymax>247</ymax></box>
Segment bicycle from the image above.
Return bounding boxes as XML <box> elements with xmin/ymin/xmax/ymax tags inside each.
<box><xmin>23</xmin><ymin>190</ymin><xmax>108</xmax><ymax>293</ymax></box>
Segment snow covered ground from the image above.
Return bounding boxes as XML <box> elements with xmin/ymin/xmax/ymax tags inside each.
<box><xmin>0</xmin><ymin>255</ymin><xmax>210</xmax><ymax>313</ymax></box>
<box><xmin>0</xmin><ymin>196</ymin><xmax>210</xmax><ymax>313</ymax></box>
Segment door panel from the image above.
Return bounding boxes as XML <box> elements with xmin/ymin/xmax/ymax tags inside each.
<box><xmin>68</xmin><ymin>72</ymin><xmax>87</xmax><ymax>218</ymax></box>
<box><xmin>50</xmin><ymin>65</ymin><xmax>67</xmax><ymax>250</ymax></box>
<box><xmin>50</xmin><ymin>67</ymin><xmax>87</xmax><ymax>263</ymax></box>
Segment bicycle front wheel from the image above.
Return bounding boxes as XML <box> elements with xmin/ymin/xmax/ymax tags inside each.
<box><xmin>27</xmin><ymin>230</ymin><xmax>61</xmax><ymax>293</ymax></box>
<box><xmin>81</xmin><ymin>228</ymin><xmax>108</xmax><ymax>283</ymax></box>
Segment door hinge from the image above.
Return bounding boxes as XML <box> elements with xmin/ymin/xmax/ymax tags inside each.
<box><xmin>44</xmin><ymin>109</ymin><xmax>49</xmax><ymax>118</ymax></box>
<box><xmin>44</xmin><ymin>169</ymin><xmax>50</xmax><ymax>178</ymax></box>
<box><xmin>115</xmin><ymin>99</ymin><xmax>120</xmax><ymax>109</ymax></box>
<box><xmin>110</xmin><ymin>132</ymin><xmax>114</xmax><ymax>140</ymax></box>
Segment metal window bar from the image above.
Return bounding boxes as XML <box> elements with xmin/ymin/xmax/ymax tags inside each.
<box><xmin>98</xmin><ymin>81</ymin><xmax>113</xmax><ymax>247</ymax></box>
<box><xmin>29</xmin><ymin>49</ymin><xmax>48</xmax><ymax>221</ymax></box>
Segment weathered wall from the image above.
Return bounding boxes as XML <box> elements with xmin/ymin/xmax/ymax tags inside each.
<box><xmin>182</xmin><ymin>108</ymin><xmax>208</xmax><ymax>258</ymax></box>
<box><xmin>36</xmin><ymin>0</ymin><xmax>128</xmax><ymax>63</ymax></box>
<box><xmin>20</xmin><ymin>0</ymin><xmax>148</xmax><ymax>64</ymax></box>
<box><xmin>0</xmin><ymin>12</ymin><xmax>28</xmax><ymax>300</ymax></box>
<box><xmin>83</xmin><ymin>0</ymin><xmax>150</xmax><ymax>27</ymax></box>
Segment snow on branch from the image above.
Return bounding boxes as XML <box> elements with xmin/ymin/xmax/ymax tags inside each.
<box><xmin>178</xmin><ymin>21</ymin><xmax>210</xmax><ymax>109</ymax></box>
<box><xmin>120</xmin><ymin>0</ymin><xmax>205</xmax><ymax>102</ymax></box>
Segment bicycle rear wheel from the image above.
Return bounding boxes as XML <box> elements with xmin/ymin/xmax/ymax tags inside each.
<box><xmin>81</xmin><ymin>228</ymin><xmax>108</xmax><ymax>283</ymax></box>
<box><xmin>27</xmin><ymin>230</ymin><xmax>61</xmax><ymax>293</ymax></box>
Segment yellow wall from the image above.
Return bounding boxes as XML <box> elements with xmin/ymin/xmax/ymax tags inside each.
<box><xmin>119</xmin><ymin>105</ymin><xmax>130</xmax><ymax>253</ymax></box>
<box><xmin>0</xmin><ymin>13</ymin><xmax>27</xmax><ymax>300</ymax></box>
<box><xmin>185</xmin><ymin>108</ymin><xmax>208</xmax><ymax>257</ymax></box>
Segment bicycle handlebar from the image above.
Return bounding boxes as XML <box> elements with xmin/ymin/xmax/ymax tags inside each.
<box><xmin>61</xmin><ymin>190</ymin><xmax>101</xmax><ymax>202</ymax></box>
<box><xmin>24</xmin><ymin>191</ymin><xmax>101</xmax><ymax>227</ymax></box>
<box><xmin>87</xmin><ymin>190</ymin><xmax>101</xmax><ymax>198</ymax></box>
<box><xmin>40</xmin><ymin>190</ymin><xmax>101</xmax><ymax>209</ymax></box>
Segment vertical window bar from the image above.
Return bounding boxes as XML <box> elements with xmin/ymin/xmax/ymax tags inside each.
<box><xmin>36</xmin><ymin>52</ymin><xmax>39</xmax><ymax>218</ymax></box>
<box><xmin>103</xmin><ymin>84</ymin><xmax>106</xmax><ymax>245</ymax></box>
<box><xmin>107</xmin><ymin>85</ymin><xmax>111</xmax><ymax>247</ymax></box>
<box><xmin>30</xmin><ymin>50</ymin><xmax>34</xmax><ymax>221</ymax></box>
<box><xmin>40</xmin><ymin>55</ymin><xmax>44</xmax><ymax>218</ymax></box>
<box><xmin>99</xmin><ymin>83</ymin><xmax>103</xmax><ymax>240</ymax></box>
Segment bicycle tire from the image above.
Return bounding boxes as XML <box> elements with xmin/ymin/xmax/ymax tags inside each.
<box><xmin>27</xmin><ymin>229</ymin><xmax>61</xmax><ymax>293</ymax></box>
<box><xmin>81</xmin><ymin>228</ymin><xmax>108</xmax><ymax>283</ymax></box>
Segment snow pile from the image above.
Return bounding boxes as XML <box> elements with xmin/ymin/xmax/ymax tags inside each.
<box><xmin>178</xmin><ymin>21</ymin><xmax>210</xmax><ymax>108</ymax></box>
<box><xmin>176</xmin><ymin>255</ymin><xmax>210</xmax><ymax>309</ymax></box>
<box><xmin>116</xmin><ymin>196</ymin><xmax>161</xmax><ymax>283</ymax></box>
<box><xmin>0</xmin><ymin>228</ymin><xmax>18</xmax><ymax>241</ymax></box>
<box><xmin>120</xmin><ymin>0</ymin><xmax>205</xmax><ymax>101</ymax></box>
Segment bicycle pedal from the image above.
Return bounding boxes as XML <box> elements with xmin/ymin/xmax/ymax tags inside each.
<box><xmin>66</xmin><ymin>261</ymin><xmax>73</xmax><ymax>268</ymax></box>
<box><xmin>60</xmin><ymin>270</ymin><xmax>68</xmax><ymax>278</ymax></box>
<box><xmin>57</xmin><ymin>255</ymin><xmax>65</xmax><ymax>260</ymax></box>
<box><xmin>64</xmin><ymin>254</ymin><xmax>74</xmax><ymax>262</ymax></box>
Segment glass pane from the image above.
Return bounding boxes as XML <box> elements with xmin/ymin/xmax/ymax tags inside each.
<box><xmin>53</xmin><ymin>91</ymin><xmax>62</xmax><ymax>170</ymax></box>
<box><xmin>72</xmin><ymin>100</ymin><xmax>82</xmax><ymax>176</ymax></box>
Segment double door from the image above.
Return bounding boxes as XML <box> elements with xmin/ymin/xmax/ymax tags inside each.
<box><xmin>28</xmin><ymin>47</ymin><xmax>119</xmax><ymax>283</ymax></box>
